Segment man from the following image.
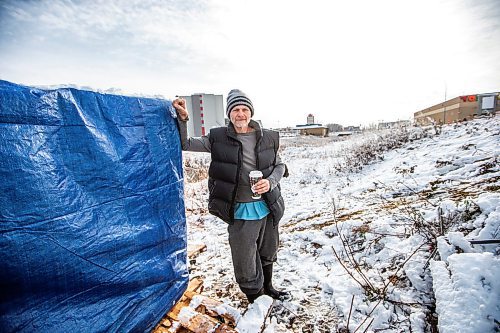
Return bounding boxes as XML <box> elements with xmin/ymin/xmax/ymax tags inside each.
<box><xmin>172</xmin><ymin>89</ymin><xmax>288</xmax><ymax>303</ymax></box>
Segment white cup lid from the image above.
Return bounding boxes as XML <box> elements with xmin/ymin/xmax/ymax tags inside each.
<box><xmin>249</xmin><ymin>170</ymin><xmax>263</xmax><ymax>177</ymax></box>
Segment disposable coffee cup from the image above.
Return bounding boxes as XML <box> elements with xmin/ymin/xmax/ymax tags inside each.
<box><xmin>249</xmin><ymin>170</ymin><xmax>263</xmax><ymax>199</ymax></box>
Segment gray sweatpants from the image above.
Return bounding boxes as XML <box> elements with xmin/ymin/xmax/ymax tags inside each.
<box><xmin>227</xmin><ymin>215</ymin><xmax>279</xmax><ymax>295</ymax></box>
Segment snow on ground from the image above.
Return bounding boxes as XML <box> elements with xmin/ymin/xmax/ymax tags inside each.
<box><xmin>183</xmin><ymin>115</ymin><xmax>500</xmax><ymax>333</ymax></box>
<box><xmin>236</xmin><ymin>296</ymin><xmax>274</xmax><ymax>333</ymax></box>
<box><xmin>431</xmin><ymin>252</ymin><xmax>499</xmax><ymax>333</ymax></box>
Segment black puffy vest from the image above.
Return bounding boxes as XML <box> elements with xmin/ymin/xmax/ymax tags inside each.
<box><xmin>207</xmin><ymin>124</ymin><xmax>285</xmax><ymax>225</ymax></box>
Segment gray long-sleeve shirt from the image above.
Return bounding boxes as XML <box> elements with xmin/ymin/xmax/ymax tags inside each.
<box><xmin>177</xmin><ymin>119</ymin><xmax>285</xmax><ymax>202</ymax></box>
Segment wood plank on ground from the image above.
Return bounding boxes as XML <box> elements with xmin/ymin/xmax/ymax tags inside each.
<box><xmin>151</xmin><ymin>243</ymin><xmax>250</xmax><ymax>333</ymax></box>
<box><xmin>152</xmin><ymin>276</ymin><xmax>242</xmax><ymax>333</ymax></box>
<box><xmin>187</xmin><ymin>244</ymin><xmax>207</xmax><ymax>258</ymax></box>
<box><xmin>177</xmin><ymin>307</ymin><xmax>238</xmax><ymax>333</ymax></box>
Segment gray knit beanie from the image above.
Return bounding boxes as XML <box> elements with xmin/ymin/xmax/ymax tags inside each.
<box><xmin>226</xmin><ymin>89</ymin><xmax>254</xmax><ymax>117</ymax></box>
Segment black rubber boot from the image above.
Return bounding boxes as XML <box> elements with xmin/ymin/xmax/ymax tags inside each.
<box><xmin>263</xmin><ymin>264</ymin><xmax>288</xmax><ymax>300</ymax></box>
<box><xmin>245</xmin><ymin>288</ymin><xmax>265</xmax><ymax>303</ymax></box>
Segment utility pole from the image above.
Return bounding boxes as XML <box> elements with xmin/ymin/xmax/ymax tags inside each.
<box><xmin>443</xmin><ymin>82</ymin><xmax>447</xmax><ymax>124</ymax></box>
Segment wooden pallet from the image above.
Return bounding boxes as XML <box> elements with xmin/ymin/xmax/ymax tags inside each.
<box><xmin>152</xmin><ymin>243</ymin><xmax>239</xmax><ymax>333</ymax></box>
<box><xmin>151</xmin><ymin>277</ymin><xmax>239</xmax><ymax>333</ymax></box>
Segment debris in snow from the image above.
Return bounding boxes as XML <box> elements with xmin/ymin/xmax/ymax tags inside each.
<box><xmin>177</xmin><ymin>306</ymin><xmax>238</xmax><ymax>333</ymax></box>
<box><xmin>151</xmin><ymin>276</ymin><xmax>243</xmax><ymax>333</ymax></box>
<box><xmin>189</xmin><ymin>294</ymin><xmax>241</xmax><ymax>327</ymax></box>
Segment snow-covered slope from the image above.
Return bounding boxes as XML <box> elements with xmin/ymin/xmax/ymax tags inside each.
<box><xmin>183</xmin><ymin>115</ymin><xmax>499</xmax><ymax>333</ymax></box>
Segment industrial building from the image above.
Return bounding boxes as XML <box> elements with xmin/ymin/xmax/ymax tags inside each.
<box><xmin>414</xmin><ymin>92</ymin><xmax>499</xmax><ymax>125</ymax></box>
<box><xmin>180</xmin><ymin>93</ymin><xmax>225</xmax><ymax>137</ymax></box>
<box><xmin>307</xmin><ymin>114</ymin><xmax>315</xmax><ymax>124</ymax></box>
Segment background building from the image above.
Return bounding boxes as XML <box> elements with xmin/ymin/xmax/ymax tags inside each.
<box><xmin>307</xmin><ymin>114</ymin><xmax>315</xmax><ymax>124</ymax></box>
<box><xmin>180</xmin><ymin>93</ymin><xmax>225</xmax><ymax>137</ymax></box>
<box><xmin>414</xmin><ymin>92</ymin><xmax>499</xmax><ymax>125</ymax></box>
<box><xmin>326</xmin><ymin>123</ymin><xmax>344</xmax><ymax>133</ymax></box>
<box><xmin>295</xmin><ymin>114</ymin><xmax>329</xmax><ymax>136</ymax></box>
<box><xmin>378</xmin><ymin>120</ymin><xmax>411</xmax><ymax>129</ymax></box>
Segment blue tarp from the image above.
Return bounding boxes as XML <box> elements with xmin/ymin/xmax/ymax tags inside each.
<box><xmin>0</xmin><ymin>80</ymin><xmax>188</xmax><ymax>332</ymax></box>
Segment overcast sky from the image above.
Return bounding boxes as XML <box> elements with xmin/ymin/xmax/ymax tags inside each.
<box><xmin>1</xmin><ymin>0</ymin><xmax>499</xmax><ymax>127</ymax></box>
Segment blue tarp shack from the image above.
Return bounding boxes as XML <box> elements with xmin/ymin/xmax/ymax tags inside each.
<box><xmin>0</xmin><ymin>80</ymin><xmax>188</xmax><ymax>332</ymax></box>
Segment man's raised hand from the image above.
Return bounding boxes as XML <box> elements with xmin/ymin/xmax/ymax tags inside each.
<box><xmin>173</xmin><ymin>98</ymin><xmax>189</xmax><ymax>121</ymax></box>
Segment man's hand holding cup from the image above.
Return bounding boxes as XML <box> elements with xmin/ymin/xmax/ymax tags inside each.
<box><xmin>250</xmin><ymin>170</ymin><xmax>269</xmax><ymax>199</ymax></box>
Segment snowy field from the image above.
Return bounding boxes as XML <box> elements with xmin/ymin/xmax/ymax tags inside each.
<box><xmin>182</xmin><ymin>115</ymin><xmax>500</xmax><ymax>333</ymax></box>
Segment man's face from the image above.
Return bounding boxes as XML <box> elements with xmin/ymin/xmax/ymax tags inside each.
<box><xmin>229</xmin><ymin>105</ymin><xmax>252</xmax><ymax>129</ymax></box>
